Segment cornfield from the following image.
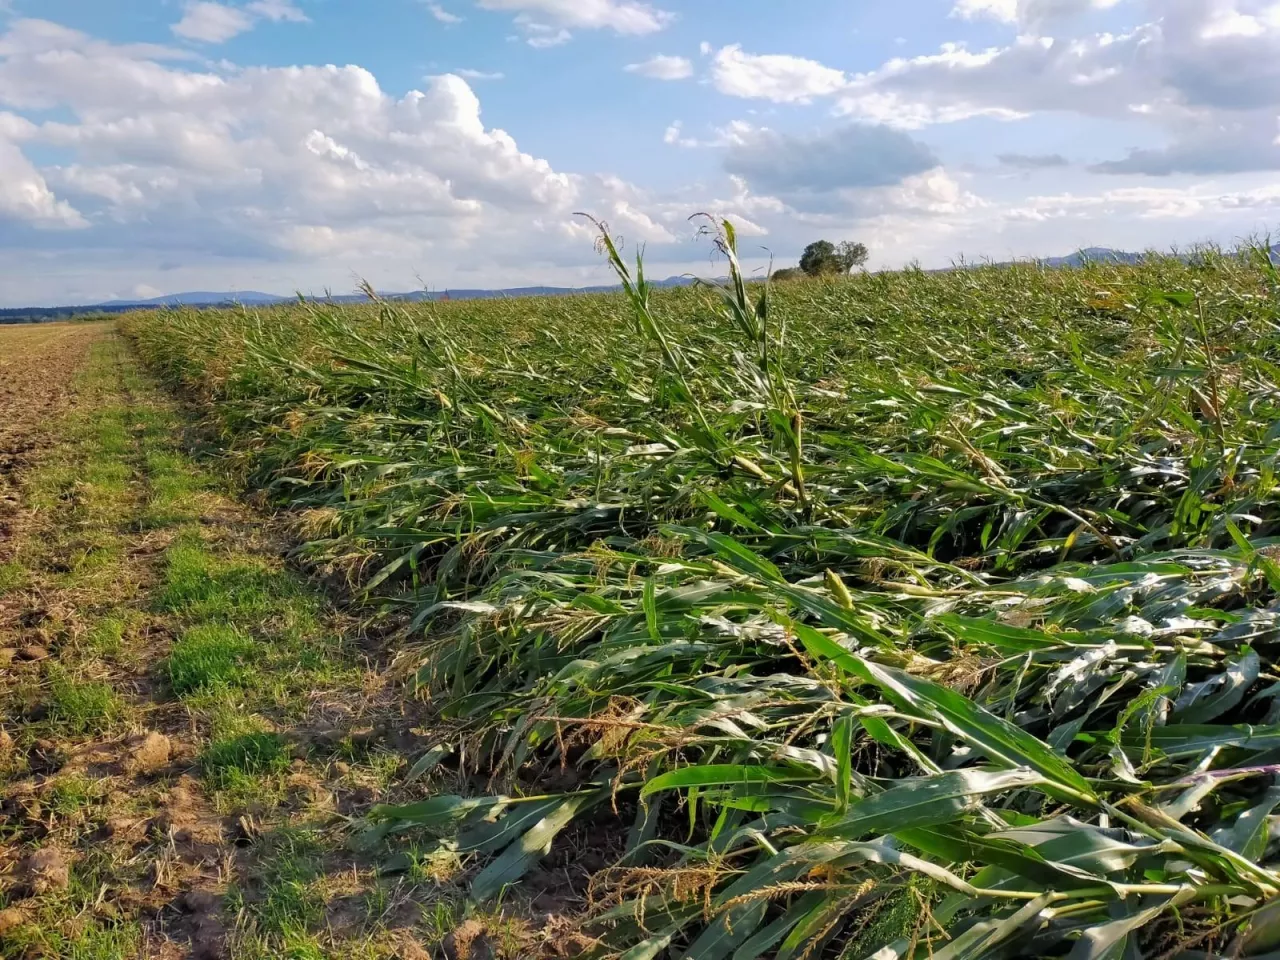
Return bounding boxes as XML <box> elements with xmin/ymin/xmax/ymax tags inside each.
<box><xmin>124</xmin><ymin>226</ymin><xmax>1280</xmax><ymax>958</ymax></box>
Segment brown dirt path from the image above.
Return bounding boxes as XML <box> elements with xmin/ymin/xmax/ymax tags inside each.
<box><xmin>0</xmin><ymin>323</ymin><xmax>110</xmax><ymax>556</ymax></box>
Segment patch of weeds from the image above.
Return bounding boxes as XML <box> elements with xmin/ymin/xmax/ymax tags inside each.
<box><xmin>140</xmin><ymin>451</ymin><xmax>206</xmax><ymax>529</ymax></box>
<box><xmin>0</xmin><ymin>917</ymin><xmax>142</xmax><ymax>960</ymax></box>
<box><xmin>0</xmin><ymin>560</ymin><xmax>27</xmax><ymax>595</ymax></box>
<box><xmin>202</xmin><ymin>731</ymin><xmax>289</xmax><ymax>788</ymax></box>
<box><xmin>842</xmin><ymin>877</ymin><xmax>934</xmax><ymax>959</ymax></box>
<box><xmin>363</xmin><ymin>751</ymin><xmax>406</xmax><ymax>791</ymax></box>
<box><xmin>0</xmin><ymin>734</ymin><xmax>28</xmax><ymax>781</ymax></box>
<box><xmin>362</xmin><ymin>883</ymin><xmax>390</xmax><ymax>930</ymax></box>
<box><xmin>0</xmin><ymin>849</ymin><xmax>143</xmax><ymax>959</ymax></box>
<box><xmin>83</xmin><ymin>615</ymin><xmax>127</xmax><ymax>657</ymax></box>
<box><xmin>45</xmin><ymin>774</ymin><xmax>104</xmax><ymax>820</ymax></box>
<box><xmin>66</xmin><ymin>533</ymin><xmax>123</xmax><ymax>578</ymax></box>
<box><xmin>168</xmin><ymin>623</ymin><xmax>257</xmax><ymax>696</ymax></box>
<box><xmin>420</xmin><ymin>898</ymin><xmax>463</xmax><ymax>945</ymax></box>
<box><xmin>156</xmin><ymin>534</ymin><xmax>278</xmax><ymax>621</ymax></box>
<box><xmin>279</xmin><ymin>935</ymin><xmax>328</xmax><ymax>960</ymax></box>
<box><xmin>90</xmin><ymin>414</ymin><xmax>131</xmax><ymax>457</ymax></box>
<box><xmin>409</xmin><ymin>848</ymin><xmax>465</xmax><ymax>888</ymax></box>
<box><xmin>46</xmin><ymin>667</ymin><xmax>123</xmax><ymax>736</ymax></box>
<box><xmin>240</xmin><ymin>829</ymin><xmax>325</xmax><ymax>943</ymax></box>
<box><xmin>481</xmin><ymin>914</ymin><xmax>536</xmax><ymax>959</ymax></box>
<box><xmin>26</xmin><ymin>464</ymin><xmax>78</xmax><ymax>513</ymax></box>
<box><xmin>227</xmin><ymin>931</ymin><xmax>332</xmax><ymax>960</ymax></box>
<box><xmin>80</xmin><ymin>460</ymin><xmax>130</xmax><ymax>490</ymax></box>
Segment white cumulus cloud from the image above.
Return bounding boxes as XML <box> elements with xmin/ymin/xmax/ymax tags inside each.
<box><xmin>476</xmin><ymin>0</ymin><xmax>673</xmax><ymax>43</ymax></box>
<box><xmin>952</xmin><ymin>0</ymin><xmax>1124</xmax><ymax>24</ymax></box>
<box><xmin>172</xmin><ymin>2</ymin><xmax>255</xmax><ymax>43</ymax></box>
<box><xmin>625</xmin><ymin>55</ymin><xmax>693</xmax><ymax>80</ymax></box>
<box><xmin>709</xmin><ymin>45</ymin><xmax>847</xmax><ymax>103</ymax></box>
<box><xmin>173</xmin><ymin>0</ymin><xmax>309</xmax><ymax>43</ymax></box>
<box><xmin>0</xmin><ymin>137</ymin><xmax>87</xmax><ymax>229</ymax></box>
<box><xmin>425</xmin><ymin>3</ymin><xmax>464</xmax><ymax>24</ymax></box>
<box><xmin>246</xmin><ymin>0</ymin><xmax>309</xmax><ymax>23</ymax></box>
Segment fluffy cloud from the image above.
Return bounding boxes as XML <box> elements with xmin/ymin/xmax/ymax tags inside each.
<box><xmin>426</xmin><ymin>3</ymin><xmax>464</xmax><ymax>23</ymax></box>
<box><xmin>663</xmin><ymin>119</ymin><xmax>755</xmax><ymax>149</ymax></box>
<box><xmin>1002</xmin><ymin>179</ymin><xmax>1280</xmax><ymax>222</ymax></box>
<box><xmin>476</xmin><ymin>0</ymin><xmax>673</xmax><ymax>42</ymax></box>
<box><xmin>953</xmin><ymin>0</ymin><xmax>1124</xmax><ymax>24</ymax></box>
<box><xmin>833</xmin><ymin>0</ymin><xmax>1280</xmax><ymax>178</ymax></box>
<box><xmin>246</xmin><ymin>0</ymin><xmax>310</xmax><ymax>23</ymax></box>
<box><xmin>0</xmin><ymin>20</ymin><xmax>592</xmax><ymax>259</ymax></box>
<box><xmin>844</xmin><ymin>2</ymin><xmax>1280</xmax><ymax>119</ymax></box>
<box><xmin>952</xmin><ymin>0</ymin><xmax>1018</xmax><ymax>19</ymax></box>
<box><xmin>724</xmin><ymin>123</ymin><xmax>938</xmax><ymax>196</ymax></box>
<box><xmin>710</xmin><ymin>45</ymin><xmax>847</xmax><ymax>103</ymax></box>
<box><xmin>625</xmin><ymin>55</ymin><xmax>693</xmax><ymax>80</ymax></box>
<box><xmin>0</xmin><ymin>18</ymin><xmax>969</xmax><ymax>302</ymax></box>
<box><xmin>0</xmin><ymin>137</ymin><xmax>87</xmax><ymax>229</ymax></box>
<box><xmin>0</xmin><ymin>17</ymin><xmax>792</xmax><ymax>304</ymax></box>
<box><xmin>172</xmin><ymin>3</ymin><xmax>255</xmax><ymax>43</ymax></box>
<box><xmin>173</xmin><ymin>0</ymin><xmax>308</xmax><ymax>44</ymax></box>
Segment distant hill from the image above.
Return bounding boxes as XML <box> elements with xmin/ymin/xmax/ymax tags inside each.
<box><xmin>0</xmin><ymin>277</ymin><xmax>695</xmax><ymax>321</ymax></box>
<box><xmin>1035</xmin><ymin>247</ymin><xmax>1147</xmax><ymax>268</ymax></box>
<box><xmin>4</xmin><ymin>246</ymin><xmax>1277</xmax><ymax>323</ymax></box>
<box><xmin>95</xmin><ymin>291</ymin><xmax>289</xmax><ymax>308</ymax></box>
<box><xmin>124</xmin><ymin>276</ymin><xmax>698</xmax><ymax>308</ymax></box>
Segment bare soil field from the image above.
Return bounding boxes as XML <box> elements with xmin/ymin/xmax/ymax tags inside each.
<box><xmin>0</xmin><ymin>324</ymin><xmax>108</xmax><ymax>556</ymax></box>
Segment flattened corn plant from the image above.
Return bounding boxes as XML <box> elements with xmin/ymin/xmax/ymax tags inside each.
<box><xmin>125</xmin><ymin>232</ymin><xmax>1280</xmax><ymax>958</ymax></box>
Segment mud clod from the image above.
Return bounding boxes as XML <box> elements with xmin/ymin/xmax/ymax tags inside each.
<box><xmin>22</xmin><ymin>847</ymin><xmax>70</xmax><ymax>893</ymax></box>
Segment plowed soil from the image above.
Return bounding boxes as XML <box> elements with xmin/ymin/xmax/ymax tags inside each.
<box><xmin>0</xmin><ymin>323</ymin><xmax>107</xmax><ymax>555</ymax></box>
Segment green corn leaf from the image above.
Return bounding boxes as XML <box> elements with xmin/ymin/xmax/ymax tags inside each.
<box><xmin>682</xmin><ymin>901</ymin><xmax>768</xmax><ymax>960</ymax></box>
<box><xmin>786</xmin><ymin>617</ymin><xmax>1097</xmax><ymax>804</ymax></box>
<box><xmin>933</xmin><ymin>613</ymin><xmax>1090</xmax><ymax>652</ymax></box>
<box><xmin>643</xmin><ymin>764</ymin><xmax>821</xmax><ymax>798</ymax></box>
<box><xmin>831</xmin><ymin>712</ymin><xmax>854</xmax><ymax>813</ymax></box>
<box><xmin>822</xmin><ymin>768</ymin><xmax>1046</xmax><ymax>839</ymax></box>
<box><xmin>1210</xmin><ymin>786</ymin><xmax>1280</xmax><ymax>860</ymax></box>
<box><xmin>642</xmin><ymin>577</ymin><xmax>661</xmax><ymax>642</ymax></box>
<box><xmin>1065</xmin><ymin>890</ymin><xmax>1196</xmax><ymax>960</ymax></box>
<box><xmin>471</xmin><ymin>788</ymin><xmax>608</xmax><ymax>900</ymax></box>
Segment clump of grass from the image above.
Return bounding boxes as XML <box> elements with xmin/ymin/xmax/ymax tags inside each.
<box><xmin>46</xmin><ymin>668</ymin><xmax>123</xmax><ymax>736</ymax></box>
<box><xmin>168</xmin><ymin>623</ymin><xmax>257</xmax><ymax>696</ymax></box>
<box><xmin>0</xmin><ymin>917</ymin><xmax>141</xmax><ymax>960</ymax></box>
<box><xmin>0</xmin><ymin>847</ymin><xmax>143</xmax><ymax>958</ymax></box>
<box><xmin>140</xmin><ymin>449</ymin><xmax>206</xmax><ymax>529</ymax></box>
<box><xmin>83</xmin><ymin>615</ymin><xmax>127</xmax><ymax>657</ymax></box>
<box><xmin>242</xmin><ymin>829</ymin><xmax>325</xmax><ymax>939</ymax></box>
<box><xmin>156</xmin><ymin>534</ymin><xmax>276</xmax><ymax>620</ymax></box>
<box><xmin>0</xmin><ymin>561</ymin><xmax>27</xmax><ymax>595</ymax></box>
<box><xmin>201</xmin><ymin>731</ymin><xmax>288</xmax><ymax>787</ymax></box>
<box><xmin>44</xmin><ymin>774</ymin><xmax>103</xmax><ymax>819</ymax></box>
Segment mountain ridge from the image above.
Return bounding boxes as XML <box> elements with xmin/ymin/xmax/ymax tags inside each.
<box><xmin>4</xmin><ymin>245</ymin><xmax>1276</xmax><ymax>322</ymax></box>
<box><xmin>66</xmin><ymin>246</ymin><xmax>1231</xmax><ymax>310</ymax></box>
<box><xmin>91</xmin><ymin>276</ymin><xmax>700</xmax><ymax>310</ymax></box>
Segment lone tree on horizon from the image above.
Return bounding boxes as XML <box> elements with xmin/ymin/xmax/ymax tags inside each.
<box><xmin>799</xmin><ymin>240</ymin><xmax>870</xmax><ymax>277</ymax></box>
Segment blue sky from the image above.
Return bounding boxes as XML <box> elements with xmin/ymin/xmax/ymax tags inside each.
<box><xmin>0</xmin><ymin>0</ymin><xmax>1279</xmax><ymax>305</ymax></box>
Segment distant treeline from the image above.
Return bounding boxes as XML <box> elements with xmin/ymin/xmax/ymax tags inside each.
<box><xmin>0</xmin><ymin>304</ymin><xmax>154</xmax><ymax>324</ymax></box>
